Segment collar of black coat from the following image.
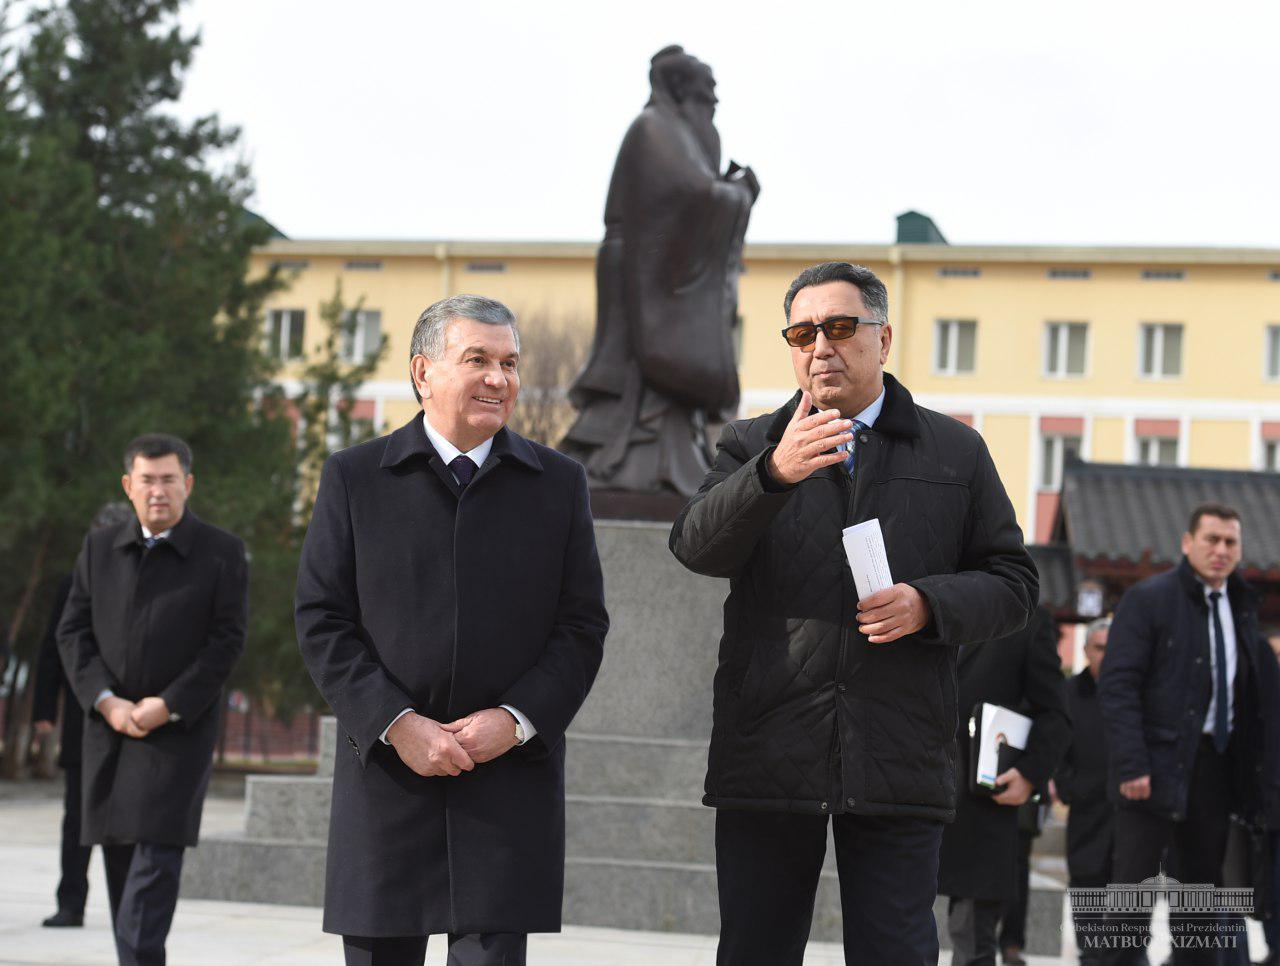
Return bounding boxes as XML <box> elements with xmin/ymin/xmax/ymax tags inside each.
<box><xmin>765</xmin><ymin>371</ymin><xmax>920</xmax><ymax>443</ymax></box>
<box><xmin>1175</xmin><ymin>555</ymin><xmax>1257</xmax><ymax>609</ymax></box>
<box><xmin>378</xmin><ymin>416</ymin><xmax>543</xmax><ymax>473</ymax></box>
<box><xmin>111</xmin><ymin>508</ymin><xmax>198</xmax><ymax>557</ymax></box>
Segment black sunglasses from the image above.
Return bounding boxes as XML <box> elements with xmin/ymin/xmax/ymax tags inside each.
<box><xmin>781</xmin><ymin>316</ymin><xmax>883</xmax><ymax>348</ymax></box>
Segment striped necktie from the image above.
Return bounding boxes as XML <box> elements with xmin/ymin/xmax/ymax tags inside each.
<box><xmin>842</xmin><ymin>421</ymin><xmax>868</xmax><ymax>476</ymax></box>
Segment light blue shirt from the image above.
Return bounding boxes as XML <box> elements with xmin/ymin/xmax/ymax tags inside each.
<box><xmin>835</xmin><ymin>385</ymin><xmax>886</xmax><ymax>459</ymax></box>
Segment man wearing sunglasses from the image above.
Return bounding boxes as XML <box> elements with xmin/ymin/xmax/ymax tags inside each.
<box><xmin>671</xmin><ymin>261</ymin><xmax>1037</xmax><ymax>965</ymax></box>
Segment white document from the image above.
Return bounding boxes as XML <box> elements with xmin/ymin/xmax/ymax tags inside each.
<box><xmin>842</xmin><ymin>518</ymin><xmax>894</xmax><ymax>602</ymax></box>
<box><xmin>975</xmin><ymin>703</ymin><xmax>1033</xmax><ymax>788</ymax></box>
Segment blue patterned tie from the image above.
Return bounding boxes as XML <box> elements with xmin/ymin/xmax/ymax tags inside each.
<box><xmin>1209</xmin><ymin>591</ymin><xmax>1229</xmax><ymax>753</ymax></box>
<box><xmin>449</xmin><ymin>455</ymin><xmax>477</xmax><ymax>490</ymax></box>
<box><xmin>842</xmin><ymin>421</ymin><xmax>868</xmax><ymax>476</ymax></box>
<box><xmin>143</xmin><ymin>535</ymin><xmax>158</xmax><ymax>550</ymax></box>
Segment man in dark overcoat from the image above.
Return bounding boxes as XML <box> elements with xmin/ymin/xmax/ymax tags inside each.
<box><xmin>937</xmin><ymin>604</ymin><xmax>1070</xmax><ymax>965</ymax></box>
<box><xmin>1055</xmin><ymin>618</ymin><xmax>1115</xmax><ymax>964</ymax></box>
<box><xmin>1099</xmin><ymin>503</ymin><xmax>1270</xmax><ymax>964</ymax></box>
<box><xmin>32</xmin><ymin>502</ymin><xmax>133</xmax><ymax>929</ymax></box>
<box><xmin>670</xmin><ymin>262</ymin><xmax>1038</xmax><ymax>965</ymax></box>
<box><xmin>57</xmin><ymin>434</ymin><xmax>248</xmax><ymax>965</ymax></box>
<box><xmin>296</xmin><ymin>294</ymin><xmax>609</xmax><ymax>966</ymax></box>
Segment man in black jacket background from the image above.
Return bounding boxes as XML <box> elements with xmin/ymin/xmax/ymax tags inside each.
<box><xmin>1056</xmin><ymin>617</ymin><xmax>1115</xmax><ymax>964</ymax></box>
<box><xmin>1099</xmin><ymin>503</ymin><xmax>1270</xmax><ymax>964</ymax></box>
<box><xmin>937</xmin><ymin>604</ymin><xmax>1070</xmax><ymax>965</ymax></box>
<box><xmin>31</xmin><ymin>502</ymin><xmax>133</xmax><ymax>928</ymax></box>
<box><xmin>670</xmin><ymin>261</ymin><xmax>1037</xmax><ymax>965</ymax></box>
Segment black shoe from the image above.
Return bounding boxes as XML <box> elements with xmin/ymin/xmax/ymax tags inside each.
<box><xmin>41</xmin><ymin>909</ymin><xmax>83</xmax><ymax>927</ymax></box>
<box><xmin>1000</xmin><ymin>946</ymin><xmax>1027</xmax><ymax>966</ymax></box>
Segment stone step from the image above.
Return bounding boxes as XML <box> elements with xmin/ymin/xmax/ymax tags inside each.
<box><xmin>244</xmin><ymin>775</ymin><xmax>331</xmax><ymax>844</ymax></box>
<box><xmin>181</xmin><ymin>836</ymin><xmax>1064</xmax><ymax>954</ymax></box>
<box><xmin>315</xmin><ymin>717</ymin><xmax>337</xmax><ymax>778</ymax></box>
<box><xmin>564</xmin><ymin>733</ymin><xmax>707</xmax><ymax>801</ymax></box>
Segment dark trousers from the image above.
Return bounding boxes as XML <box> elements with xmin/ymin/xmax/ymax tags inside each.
<box><xmin>1265</xmin><ymin>831</ymin><xmax>1280</xmax><ymax>957</ymax></box>
<box><xmin>997</xmin><ymin>829</ymin><xmax>1034</xmax><ymax>951</ymax></box>
<box><xmin>1105</xmin><ymin>736</ymin><xmax>1236</xmax><ymax>965</ymax></box>
<box><xmin>947</xmin><ymin>896</ymin><xmax>1003</xmax><ymax>966</ymax></box>
<box><xmin>715</xmin><ymin>808</ymin><xmax>945</xmax><ymax>966</ymax></box>
<box><xmin>342</xmin><ymin>932</ymin><xmax>527</xmax><ymax>966</ymax></box>
<box><xmin>1069</xmin><ymin>870</ymin><xmax>1111</xmax><ymax>964</ymax></box>
<box><xmin>55</xmin><ymin>764</ymin><xmax>92</xmax><ymax>914</ymax></box>
<box><xmin>102</xmin><ymin>842</ymin><xmax>185</xmax><ymax>966</ymax></box>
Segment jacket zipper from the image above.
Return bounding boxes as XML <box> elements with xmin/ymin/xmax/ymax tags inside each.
<box><xmin>832</xmin><ymin>459</ymin><xmax>858</xmax><ymax>811</ymax></box>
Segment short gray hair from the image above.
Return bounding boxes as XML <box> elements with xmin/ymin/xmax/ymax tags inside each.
<box><xmin>409</xmin><ymin>294</ymin><xmax>520</xmax><ymax>403</ymax></box>
<box><xmin>1085</xmin><ymin>617</ymin><xmax>1111</xmax><ymax>642</ymax></box>
<box><xmin>783</xmin><ymin>262</ymin><xmax>889</xmax><ymax>324</ymax></box>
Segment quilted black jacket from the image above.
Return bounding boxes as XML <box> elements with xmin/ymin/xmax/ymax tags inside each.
<box><xmin>670</xmin><ymin>374</ymin><xmax>1037</xmax><ymax>821</ymax></box>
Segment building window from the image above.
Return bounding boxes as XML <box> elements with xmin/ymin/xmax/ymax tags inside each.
<box><xmin>937</xmin><ymin>266</ymin><xmax>980</xmax><ymax>278</ymax></box>
<box><xmin>1141</xmin><ymin>268</ymin><xmax>1185</xmax><ymax>281</ymax></box>
<box><xmin>466</xmin><ymin>261</ymin><xmax>506</xmax><ymax>273</ymax></box>
<box><xmin>1048</xmin><ymin>268</ymin><xmax>1091</xmax><ymax>280</ymax></box>
<box><xmin>1269</xmin><ymin>270</ymin><xmax>1280</xmax><ymax>281</ymax></box>
<box><xmin>1266</xmin><ymin>440</ymin><xmax>1280</xmax><ymax>472</ymax></box>
<box><xmin>1040</xmin><ymin>435</ymin><xmax>1082</xmax><ymax>489</ymax></box>
<box><xmin>271</xmin><ymin>259</ymin><xmax>309</xmax><ymax>272</ymax></box>
<box><xmin>265</xmin><ymin>309</ymin><xmax>305</xmax><ymax>360</ymax></box>
<box><xmin>341</xmin><ymin>309</ymin><xmax>382</xmax><ymax>362</ymax></box>
<box><xmin>1267</xmin><ymin>326</ymin><xmax>1280</xmax><ymax>380</ymax></box>
<box><xmin>934</xmin><ymin>319</ymin><xmax>977</xmax><ymax>375</ymax></box>
<box><xmin>344</xmin><ymin>260</ymin><xmax>383</xmax><ymax>271</ymax></box>
<box><xmin>1045</xmin><ymin>322</ymin><xmax>1088</xmax><ymax>377</ymax></box>
<box><xmin>1137</xmin><ymin>436</ymin><xmax>1179</xmax><ymax>466</ymax></box>
<box><xmin>1140</xmin><ymin>323</ymin><xmax>1183</xmax><ymax>378</ymax></box>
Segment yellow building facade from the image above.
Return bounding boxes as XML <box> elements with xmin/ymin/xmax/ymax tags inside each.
<box><xmin>252</xmin><ymin>239</ymin><xmax>1280</xmax><ymax>542</ymax></box>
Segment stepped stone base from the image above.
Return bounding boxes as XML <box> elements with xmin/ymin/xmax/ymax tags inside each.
<box><xmin>181</xmin><ymin>522</ymin><xmax>1063</xmax><ymax>955</ymax></box>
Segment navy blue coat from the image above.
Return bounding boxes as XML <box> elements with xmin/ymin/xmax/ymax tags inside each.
<box><xmin>1099</xmin><ymin>558</ymin><xmax>1267</xmax><ymax>822</ymax></box>
<box><xmin>296</xmin><ymin>417</ymin><xmax>608</xmax><ymax>937</ymax></box>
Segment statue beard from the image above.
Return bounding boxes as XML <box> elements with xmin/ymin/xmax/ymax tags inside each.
<box><xmin>678</xmin><ymin>100</ymin><xmax>722</xmax><ymax>171</ymax></box>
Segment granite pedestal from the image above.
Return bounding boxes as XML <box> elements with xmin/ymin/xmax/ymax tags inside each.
<box><xmin>181</xmin><ymin>521</ymin><xmax>1064</xmax><ymax>952</ymax></box>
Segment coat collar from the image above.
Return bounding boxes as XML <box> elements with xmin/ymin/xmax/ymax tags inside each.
<box><xmin>1175</xmin><ymin>556</ymin><xmax>1258</xmax><ymax>610</ymax></box>
<box><xmin>378</xmin><ymin>416</ymin><xmax>543</xmax><ymax>473</ymax></box>
<box><xmin>111</xmin><ymin>508</ymin><xmax>198</xmax><ymax>557</ymax></box>
<box><xmin>765</xmin><ymin>372</ymin><xmax>921</xmax><ymax>443</ymax></box>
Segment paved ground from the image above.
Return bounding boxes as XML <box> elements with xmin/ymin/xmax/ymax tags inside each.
<box><xmin>0</xmin><ymin>782</ymin><xmax>1263</xmax><ymax>964</ymax></box>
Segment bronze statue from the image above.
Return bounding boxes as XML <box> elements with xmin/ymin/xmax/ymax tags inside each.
<box><xmin>561</xmin><ymin>45</ymin><xmax>759</xmax><ymax>496</ymax></box>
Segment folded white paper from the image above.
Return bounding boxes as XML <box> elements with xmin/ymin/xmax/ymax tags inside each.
<box><xmin>842</xmin><ymin>518</ymin><xmax>894</xmax><ymax>602</ymax></box>
<box><xmin>975</xmin><ymin>702</ymin><xmax>1033</xmax><ymax>788</ymax></box>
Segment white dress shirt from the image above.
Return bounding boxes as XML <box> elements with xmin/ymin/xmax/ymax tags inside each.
<box><xmin>95</xmin><ymin>523</ymin><xmax>175</xmax><ymax>713</ymax></box>
<box><xmin>1201</xmin><ymin>582</ymin><xmax>1238</xmax><ymax>737</ymax></box>
<box><xmin>378</xmin><ymin>417</ymin><xmax>536</xmax><ymax>747</ymax></box>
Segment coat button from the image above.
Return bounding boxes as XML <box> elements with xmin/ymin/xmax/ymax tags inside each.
<box><xmin>847</xmin><ymin>798</ymin><xmax>857</xmax><ymax>808</ymax></box>
<box><xmin>820</xmin><ymin>801</ymin><xmax>829</xmax><ymax>812</ymax></box>
<box><xmin>859</xmin><ymin>435</ymin><xmax>869</xmax><ymax>444</ymax></box>
<box><xmin>837</xmin><ymin>684</ymin><xmax>848</xmax><ymax>693</ymax></box>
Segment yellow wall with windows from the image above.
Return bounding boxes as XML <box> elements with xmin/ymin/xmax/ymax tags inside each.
<box><xmin>252</xmin><ymin>239</ymin><xmax>1280</xmax><ymax>537</ymax></box>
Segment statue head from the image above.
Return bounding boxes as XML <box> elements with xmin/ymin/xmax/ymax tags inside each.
<box><xmin>648</xmin><ymin>46</ymin><xmax>720</xmax><ymax>164</ymax></box>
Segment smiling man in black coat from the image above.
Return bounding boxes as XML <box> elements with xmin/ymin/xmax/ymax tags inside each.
<box><xmin>296</xmin><ymin>294</ymin><xmax>608</xmax><ymax>966</ymax></box>
<box><xmin>58</xmin><ymin>435</ymin><xmax>248</xmax><ymax>966</ymax></box>
<box><xmin>670</xmin><ymin>262</ymin><xmax>1037</xmax><ymax>966</ymax></box>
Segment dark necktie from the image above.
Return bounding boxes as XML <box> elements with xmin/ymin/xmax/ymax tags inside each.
<box><xmin>143</xmin><ymin>535</ymin><xmax>159</xmax><ymax>550</ymax></box>
<box><xmin>1209</xmin><ymin>590</ymin><xmax>1229</xmax><ymax>753</ymax></box>
<box><xmin>842</xmin><ymin>420</ymin><xmax>868</xmax><ymax>476</ymax></box>
<box><xmin>449</xmin><ymin>455</ymin><xmax>477</xmax><ymax>490</ymax></box>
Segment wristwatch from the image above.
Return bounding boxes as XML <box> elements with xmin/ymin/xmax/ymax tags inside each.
<box><xmin>513</xmin><ymin>719</ymin><xmax>526</xmax><ymax>745</ymax></box>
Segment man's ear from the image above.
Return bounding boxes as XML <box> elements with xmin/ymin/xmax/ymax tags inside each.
<box><xmin>1181</xmin><ymin>531</ymin><xmax>1193</xmax><ymax>556</ymax></box>
<box><xmin>410</xmin><ymin>355</ymin><xmax>432</xmax><ymax>400</ymax></box>
<box><xmin>880</xmin><ymin>323</ymin><xmax>893</xmax><ymax>366</ymax></box>
<box><xmin>121</xmin><ymin>474</ymin><xmax>132</xmax><ymax>499</ymax></box>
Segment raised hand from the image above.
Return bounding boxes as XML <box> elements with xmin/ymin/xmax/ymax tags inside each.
<box><xmin>766</xmin><ymin>390</ymin><xmax>855</xmax><ymax>486</ymax></box>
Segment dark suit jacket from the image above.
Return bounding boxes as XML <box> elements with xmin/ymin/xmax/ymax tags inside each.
<box><xmin>937</xmin><ymin>605</ymin><xmax>1071</xmax><ymax>901</ymax></box>
<box><xmin>296</xmin><ymin>417</ymin><xmax>609</xmax><ymax>937</ymax></box>
<box><xmin>32</xmin><ymin>574</ymin><xmax>79</xmax><ymax>767</ymax></box>
<box><xmin>57</xmin><ymin>510</ymin><xmax>248</xmax><ymax>846</ymax></box>
<box><xmin>1055</xmin><ymin>669</ymin><xmax>1113</xmax><ymax>880</ymax></box>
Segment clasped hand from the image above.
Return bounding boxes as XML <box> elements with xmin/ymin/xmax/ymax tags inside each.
<box><xmin>99</xmin><ymin>695</ymin><xmax>170</xmax><ymax>738</ymax></box>
<box><xmin>387</xmin><ymin>709</ymin><xmax>518</xmax><ymax>778</ymax></box>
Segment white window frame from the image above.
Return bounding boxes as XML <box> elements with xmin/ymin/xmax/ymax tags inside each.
<box><xmin>1266</xmin><ymin>325</ymin><xmax>1280</xmax><ymax>382</ymax></box>
<box><xmin>1043</xmin><ymin>321</ymin><xmax>1089</xmax><ymax>378</ymax></box>
<box><xmin>265</xmin><ymin>308</ymin><xmax>305</xmax><ymax>361</ymax></box>
<box><xmin>342</xmin><ymin>309</ymin><xmax>382</xmax><ymax>363</ymax></box>
<box><xmin>1040</xmin><ymin>434</ymin><xmax>1083</xmax><ymax>490</ymax></box>
<box><xmin>1136</xmin><ymin>435</ymin><xmax>1180</xmax><ymax>466</ymax></box>
<box><xmin>934</xmin><ymin>319</ymin><xmax>977</xmax><ymax>376</ymax></box>
<box><xmin>1138</xmin><ymin>322</ymin><xmax>1184</xmax><ymax>379</ymax></box>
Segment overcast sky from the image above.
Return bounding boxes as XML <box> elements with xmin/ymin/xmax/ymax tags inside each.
<box><xmin>175</xmin><ymin>0</ymin><xmax>1280</xmax><ymax>248</ymax></box>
